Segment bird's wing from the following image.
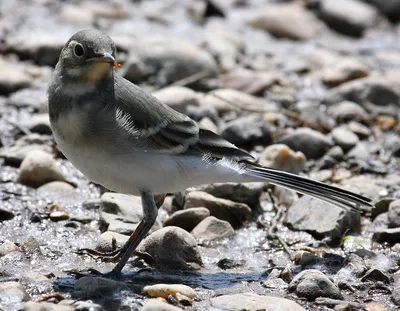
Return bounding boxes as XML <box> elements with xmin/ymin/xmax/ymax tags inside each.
<box><xmin>114</xmin><ymin>75</ymin><xmax>253</xmax><ymax>161</ymax></box>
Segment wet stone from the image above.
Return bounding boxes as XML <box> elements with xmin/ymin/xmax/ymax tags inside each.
<box><xmin>294</xmin><ymin>250</ymin><xmax>324</xmax><ymax>267</ymax></box>
<box><xmin>138</xmin><ymin>226</ymin><xmax>203</xmax><ymax>271</ymax></box>
<box><xmin>373</xmin><ymin>227</ymin><xmax>400</xmax><ymax>244</ymax></box>
<box><xmin>144</xmin><ymin>283</ymin><xmax>196</xmax><ymax>299</ymax></box>
<box><xmin>163</xmin><ymin>207</ymin><xmax>210</xmax><ymax>232</ymax></box>
<box><xmin>361</xmin><ymin>268</ymin><xmax>391</xmax><ymax>283</ymax></box>
<box><xmin>0</xmin><ymin>281</ymin><xmax>30</xmax><ymax>306</ymax></box>
<box><xmin>392</xmin><ymin>285</ymin><xmax>400</xmax><ymax>306</ymax></box>
<box><xmin>217</xmin><ymin>258</ymin><xmax>246</xmax><ymax>270</ymax></box>
<box><xmin>142</xmin><ymin>299</ymin><xmax>183</xmax><ymax>311</ymax></box>
<box><xmin>191</xmin><ymin>216</ymin><xmax>235</xmax><ymax>241</ymax></box>
<box><xmin>343</xmin><ymin>253</ymin><xmax>367</xmax><ymax>277</ymax></box>
<box><xmin>258</xmin><ymin>144</ymin><xmax>306</xmax><ymax>174</ymax></box>
<box><xmin>347</xmin><ymin>121</ymin><xmax>371</xmax><ymax>139</ymax></box>
<box><xmin>184</xmin><ymin>191</ymin><xmax>251</xmax><ymax>228</ymax></box>
<box><xmin>95</xmin><ymin>231</ymin><xmax>128</xmax><ymax>253</ymax></box>
<box><xmin>288</xmin><ymin>269</ymin><xmax>343</xmax><ymax>300</ymax></box>
<box><xmin>211</xmin><ymin>292</ymin><xmax>307</xmax><ymax>311</ymax></box>
<box><xmin>285</xmin><ymin>196</ymin><xmax>360</xmax><ymax>241</ymax></box>
<box><xmin>0</xmin><ymin>241</ymin><xmax>20</xmax><ymax>256</ymax></box>
<box><xmin>73</xmin><ymin>277</ymin><xmax>122</xmax><ymax>299</ymax></box>
<box><xmin>37</xmin><ymin>181</ymin><xmax>84</xmax><ymax>206</ymax></box>
<box><xmin>0</xmin><ymin>207</ymin><xmax>15</xmax><ymax>221</ymax></box>
<box><xmin>278</xmin><ymin>128</ymin><xmax>334</xmax><ymax>159</ymax></box>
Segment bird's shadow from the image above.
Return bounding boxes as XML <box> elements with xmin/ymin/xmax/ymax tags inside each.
<box><xmin>53</xmin><ymin>268</ymin><xmax>272</xmax><ymax>309</ymax></box>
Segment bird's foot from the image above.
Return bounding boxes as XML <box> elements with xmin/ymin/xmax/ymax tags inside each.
<box><xmin>77</xmin><ymin>248</ymin><xmax>154</xmax><ymax>265</ymax></box>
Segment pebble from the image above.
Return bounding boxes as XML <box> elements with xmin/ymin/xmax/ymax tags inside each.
<box><xmin>7</xmin><ymin>88</ymin><xmax>48</xmax><ymax>111</ymax></box>
<box><xmin>258</xmin><ymin>144</ymin><xmax>306</xmax><ymax>174</ymax></box>
<box><xmin>288</xmin><ymin>269</ymin><xmax>343</xmax><ymax>300</ymax></box>
<box><xmin>99</xmin><ymin>192</ymin><xmax>161</xmax><ymax>235</ymax></box>
<box><xmin>163</xmin><ymin>207</ymin><xmax>210</xmax><ymax>231</ymax></box>
<box><xmin>152</xmin><ymin>86</ymin><xmax>201</xmax><ymax>113</ymax></box>
<box><xmin>361</xmin><ymin>268</ymin><xmax>391</xmax><ymax>283</ymax></box>
<box><xmin>184</xmin><ymin>191</ymin><xmax>251</xmax><ymax>228</ymax></box>
<box><xmin>197</xmin><ymin>182</ymin><xmax>264</xmax><ymax>206</ymax></box>
<box><xmin>0</xmin><ymin>240</ymin><xmax>20</xmax><ymax>256</ymax></box>
<box><xmin>0</xmin><ymin>57</ymin><xmax>31</xmax><ymax>95</ymax></box>
<box><xmin>37</xmin><ymin>181</ymin><xmax>84</xmax><ymax>206</ymax></box>
<box><xmin>0</xmin><ymin>207</ymin><xmax>15</xmax><ymax>221</ymax></box>
<box><xmin>21</xmin><ymin>113</ymin><xmax>52</xmax><ymax>135</ymax></box>
<box><xmin>142</xmin><ymin>299</ymin><xmax>183</xmax><ymax>311</ymax></box>
<box><xmin>220</xmin><ymin>114</ymin><xmax>272</xmax><ymax>148</ymax></box>
<box><xmin>294</xmin><ymin>250</ymin><xmax>324</xmax><ymax>267</ymax></box>
<box><xmin>373</xmin><ymin>227</ymin><xmax>400</xmax><ymax>243</ymax></box>
<box><xmin>144</xmin><ymin>283</ymin><xmax>196</xmax><ymax>299</ymax></box>
<box><xmin>285</xmin><ymin>196</ymin><xmax>360</xmax><ymax>240</ymax></box>
<box><xmin>18</xmin><ymin>150</ymin><xmax>66</xmax><ymax>188</ymax></box>
<box><xmin>124</xmin><ymin>36</ymin><xmax>218</xmax><ymax>86</ymax></box>
<box><xmin>328</xmin><ymin>101</ymin><xmax>368</xmax><ymax>122</ymax></box>
<box><xmin>392</xmin><ymin>285</ymin><xmax>400</xmax><ymax>306</ymax></box>
<box><xmin>331</xmin><ymin>127</ymin><xmax>360</xmax><ymax>151</ymax></box>
<box><xmin>278</xmin><ymin>128</ymin><xmax>334</xmax><ymax>159</ymax></box>
<box><xmin>186</xmin><ymin>104</ymin><xmax>219</xmax><ymax>123</ymax></box>
<box><xmin>201</xmin><ymin>88</ymin><xmax>265</xmax><ymax>114</ymax></box>
<box><xmin>347</xmin><ymin>121</ymin><xmax>371</xmax><ymax>139</ymax></box>
<box><xmin>319</xmin><ymin>0</ymin><xmax>379</xmax><ymax>37</ymax></box>
<box><xmin>0</xmin><ymin>134</ymin><xmax>52</xmax><ymax>167</ymax></box>
<box><xmin>73</xmin><ymin>277</ymin><xmax>122</xmax><ymax>299</ymax></box>
<box><xmin>191</xmin><ymin>216</ymin><xmax>235</xmax><ymax>241</ymax></box>
<box><xmin>388</xmin><ymin>200</ymin><xmax>400</xmax><ymax>228</ymax></box>
<box><xmin>211</xmin><ymin>292</ymin><xmax>307</xmax><ymax>311</ymax></box>
<box><xmin>95</xmin><ymin>231</ymin><xmax>128</xmax><ymax>253</ymax></box>
<box><xmin>0</xmin><ymin>282</ymin><xmax>30</xmax><ymax>306</ymax></box>
<box><xmin>138</xmin><ymin>226</ymin><xmax>203</xmax><ymax>271</ymax></box>
<box><xmin>217</xmin><ymin>258</ymin><xmax>245</xmax><ymax>270</ymax></box>
<box><xmin>249</xmin><ymin>3</ymin><xmax>321</xmax><ymax>40</ymax></box>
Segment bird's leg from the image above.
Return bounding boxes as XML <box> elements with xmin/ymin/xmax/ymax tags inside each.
<box><xmin>108</xmin><ymin>190</ymin><xmax>158</xmax><ymax>276</ymax></box>
<box><xmin>78</xmin><ymin>192</ymin><xmax>162</xmax><ymax>267</ymax></box>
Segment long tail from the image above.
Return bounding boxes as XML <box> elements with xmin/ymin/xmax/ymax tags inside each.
<box><xmin>242</xmin><ymin>161</ymin><xmax>372</xmax><ymax>211</ymax></box>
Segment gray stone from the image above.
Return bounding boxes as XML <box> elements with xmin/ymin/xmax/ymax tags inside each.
<box><xmin>95</xmin><ymin>231</ymin><xmax>128</xmax><ymax>253</ymax></box>
<box><xmin>124</xmin><ymin>36</ymin><xmax>218</xmax><ymax>86</ymax></box>
<box><xmin>331</xmin><ymin>127</ymin><xmax>359</xmax><ymax>151</ymax></box>
<box><xmin>249</xmin><ymin>3</ymin><xmax>321</xmax><ymax>40</ymax></box>
<box><xmin>196</xmin><ymin>182</ymin><xmax>264</xmax><ymax>206</ymax></box>
<box><xmin>220</xmin><ymin>114</ymin><xmax>271</xmax><ymax>148</ymax></box>
<box><xmin>0</xmin><ymin>207</ymin><xmax>15</xmax><ymax>221</ymax></box>
<box><xmin>21</xmin><ymin>113</ymin><xmax>52</xmax><ymax>135</ymax></box>
<box><xmin>326</xmin><ymin>146</ymin><xmax>344</xmax><ymax>161</ymax></box>
<box><xmin>319</xmin><ymin>0</ymin><xmax>378</xmax><ymax>37</ymax></box>
<box><xmin>142</xmin><ymin>299</ymin><xmax>183</xmax><ymax>311</ymax></box>
<box><xmin>201</xmin><ymin>88</ymin><xmax>265</xmax><ymax>114</ymax></box>
<box><xmin>185</xmin><ymin>104</ymin><xmax>218</xmax><ymax>123</ymax></box>
<box><xmin>347</xmin><ymin>142</ymin><xmax>370</xmax><ymax>161</ymax></box>
<box><xmin>372</xmin><ymin>198</ymin><xmax>394</xmax><ymax>220</ymax></box>
<box><xmin>285</xmin><ymin>196</ymin><xmax>360</xmax><ymax>240</ymax></box>
<box><xmin>295</xmin><ymin>101</ymin><xmax>335</xmax><ymax>128</ymax></box>
<box><xmin>278</xmin><ymin>128</ymin><xmax>334</xmax><ymax>159</ymax></box>
<box><xmin>152</xmin><ymin>86</ymin><xmax>201</xmax><ymax>113</ymax></box>
<box><xmin>328</xmin><ymin>101</ymin><xmax>368</xmax><ymax>122</ymax></box>
<box><xmin>163</xmin><ymin>207</ymin><xmax>210</xmax><ymax>231</ymax></box>
<box><xmin>211</xmin><ymin>292</ymin><xmax>307</xmax><ymax>311</ymax></box>
<box><xmin>373</xmin><ymin>227</ymin><xmax>400</xmax><ymax>243</ymax></box>
<box><xmin>392</xmin><ymin>285</ymin><xmax>400</xmax><ymax>306</ymax></box>
<box><xmin>321</xmin><ymin>60</ymin><xmax>369</xmax><ymax>86</ymax></box>
<box><xmin>347</xmin><ymin>121</ymin><xmax>371</xmax><ymax>139</ymax></box>
<box><xmin>0</xmin><ymin>282</ymin><xmax>30</xmax><ymax>306</ymax></box>
<box><xmin>0</xmin><ymin>241</ymin><xmax>20</xmax><ymax>256</ymax></box>
<box><xmin>138</xmin><ymin>227</ymin><xmax>202</xmax><ymax>271</ymax></box>
<box><xmin>0</xmin><ymin>57</ymin><xmax>31</xmax><ymax>95</ymax></box>
<box><xmin>199</xmin><ymin>117</ymin><xmax>217</xmax><ymax>133</ymax></box>
<box><xmin>361</xmin><ymin>268</ymin><xmax>390</xmax><ymax>283</ymax></box>
<box><xmin>99</xmin><ymin>192</ymin><xmax>161</xmax><ymax>235</ymax></box>
<box><xmin>258</xmin><ymin>144</ymin><xmax>306</xmax><ymax>174</ymax></box>
<box><xmin>191</xmin><ymin>216</ymin><xmax>235</xmax><ymax>241</ymax></box>
<box><xmin>73</xmin><ymin>277</ymin><xmax>122</xmax><ymax>298</ymax></box>
<box><xmin>37</xmin><ymin>181</ymin><xmax>84</xmax><ymax>206</ymax></box>
<box><xmin>364</xmin><ymin>0</ymin><xmax>400</xmax><ymax>21</ymax></box>
<box><xmin>341</xmin><ymin>175</ymin><xmax>385</xmax><ymax>203</ymax></box>
<box><xmin>0</xmin><ymin>134</ymin><xmax>52</xmax><ymax>166</ymax></box>
<box><xmin>184</xmin><ymin>191</ymin><xmax>251</xmax><ymax>228</ymax></box>
<box><xmin>388</xmin><ymin>200</ymin><xmax>400</xmax><ymax>228</ymax></box>
<box><xmin>289</xmin><ymin>269</ymin><xmax>343</xmax><ymax>300</ymax></box>
<box><xmin>294</xmin><ymin>250</ymin><xmax>324</xmax><ymax>267</ymax></box>
<box><xmin>323</xmin><ymin>73</ymin><xmax>400</xmax><ymax>107</ymax></box>
<box><xmin>343</xmin><ymin>253</ymin><xmax>366</xmax><ymax>277</ymax></box>
<box><xmin>18</xmin><ymin>150</ymin><xmax>66</xmax><ymax>188</ymax></box>
<box><xmin>7</xmin><ymin>88</ymin><xmax>48</xmax><ymax>111</ymax></box>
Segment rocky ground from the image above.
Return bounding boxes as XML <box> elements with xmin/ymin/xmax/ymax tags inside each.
<box><xmin>1</xmin><ymin>0</ymin><xmax>400</xmax><ymax>310</ymax></box>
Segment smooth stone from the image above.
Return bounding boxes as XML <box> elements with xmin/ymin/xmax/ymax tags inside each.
<box><xmin>138</xmin><ymin>227</ymin><xmax>202</xmax><ymax>271</ymax></box>
<box><xmin>0</xmin><ymin>207</ymin><xmax>15</xmax><ymax>221</ymax></box>
<box><xmin>249</xmin><ymin>3</ymin><xmax>321</xmax><ymax>40</ymax></box>
<box><xmin>0</xmin><ymin>57</ymin><xmax>31</xmax><ymax>95</ymax></box>
<box><xmin>288</xmin><ymin>269</ymin><xmax>343</xmax><ymax>300</ymax></box>
<box><xmin>321</xmin><ymin>60</ymin><xmax>369</xmax><ymax>86</ymax></box>
<box><xmin>73</xmin><ymin>277</ymin><xmax>121</xmax><ymax>298</ymax></box>
<box><xmin>331</xmin><ymin>127</ymin><xmax>359</xmax><ymax>151</ymax></box>
<box><xmin>163</xmin><ymin>207</ymin><xmax>210</xmax><ymax>232</ymax></box>
<box><xmin>18</xmin><ymin>150</ymin><xmax>66</xmax><ymax>188</ymax></box>
<box><xmin>388</xmin><ymin>200</ymin><xmax>400</xmax><ymax>228</ymax></box>
<box><xmin>285</xmin><ymin>196</ymin><xmax>360</xmax><ymax>240</ymax></box>
<box><xmin>278</xmin><ymin>128</ymin><xmax>334</xmax><ymax>159</ymax></box>
<box><xmin>184</xmin><ymin>191</ymin><xmax>251</xmax><ymax>228</ymax></box>
<box><xmin>361</xmin><ymin>268</ymin><xmax>390</xmax><ymax>283</ymax></box>
<box><xmin>143</xmin><ymin>283</ymin><xmax>196</xmax><ymax>299</ymax></box>
<box><xmin>191</xmin><ymin>216</ymin><xmax>235</xmax><ymax>241</ymax></box>
<box><xmin>0</xmin><ymin>241</ymin><xmax>20</xmax><ymax>256</ymax></box>
<box><xmin>0</xmin><ymin>282</ymin><xmax>30</xmax><ymax>305</ymax></box>
<box><xmin>373</xmin><ymin>227</ymin><xmax>400</xmax><ymax>243</ymax></box>
<box><xmin>328</xmin><ymin>101</ymin><xmax>368</xmax><ymax>122</ymax></box>
<box><xmin>95</xmin><ymin>231</ymin><xmax>128</xmax><ymax>253</ymax></box>
<box><xmin>152</xmin><ymin>86</ymin><xmax>201</xmax><ymax>113</ymax></box>
<box><xmin>211</xmin><ymin>292</ymin><xmax>307</xmax><ymax>311</ymax></box>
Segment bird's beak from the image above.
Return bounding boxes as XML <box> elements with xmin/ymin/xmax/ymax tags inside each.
<box><xmin>88</xmin><ymin>52</ymin><xmax>121</xmax><ymax>67</ymax></box>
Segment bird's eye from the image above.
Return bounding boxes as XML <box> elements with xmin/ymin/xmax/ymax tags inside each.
<box><xmin>73</xmin><ymin>43</ymin><xmax>85</xmax><ymax>57</ymax></box>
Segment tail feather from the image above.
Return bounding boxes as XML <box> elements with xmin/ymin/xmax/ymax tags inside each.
<box><xmin>243</xmin><ymin>163</ymin><xmax>372</xmax><ymax>211</ymax></box>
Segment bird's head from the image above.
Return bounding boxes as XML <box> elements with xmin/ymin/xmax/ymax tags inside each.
<box><xmin>57</xmin><ymin>29</ymin><xmax>120</xmax><ymax>85</ymax></box>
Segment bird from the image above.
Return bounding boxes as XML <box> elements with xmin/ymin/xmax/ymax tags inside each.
<box><xmin>48</xmin><ymin>29</ymin><xmax>372</xmax><ymax>276</ymax></box>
